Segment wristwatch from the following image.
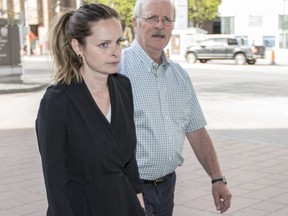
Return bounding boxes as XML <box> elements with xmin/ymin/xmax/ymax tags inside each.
<box><xmin>211</xmin><ymin>176</ymin><xmax>227</xmax><ymax>184</ymax></box>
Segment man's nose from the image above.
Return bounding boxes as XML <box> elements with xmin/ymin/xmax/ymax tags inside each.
<box><xmin>154</xmin><ymin>18</ymin><xmax>165</xmax><ymax>29</ymax></box>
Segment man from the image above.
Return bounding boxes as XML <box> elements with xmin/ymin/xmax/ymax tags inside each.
<box><xmin>118</xmin><ymin>0</ymin><xmax>232</xmax><ymax>215</ymax></box>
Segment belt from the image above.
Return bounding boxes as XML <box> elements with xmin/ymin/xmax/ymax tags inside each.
<box><xmin>142</xmin><ymin>172</ymin><xmax>174</xmax><ymax>186</ymax></box>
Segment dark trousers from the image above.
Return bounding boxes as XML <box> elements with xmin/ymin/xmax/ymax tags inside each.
<box><xmin>142</xmin><ymin>172</ymin><xmax>176</xmax><ymax>216</ymax></box>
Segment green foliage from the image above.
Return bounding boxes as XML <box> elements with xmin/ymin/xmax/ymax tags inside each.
<box><xmin>188</xmin><ymin>0</ymin><xmax>221</xmax><ymax>28</ymax></box>
<box><xmin>83</xmin><ymin>0</ymin><xmax>136</xmax><ymax>28</ymax></box>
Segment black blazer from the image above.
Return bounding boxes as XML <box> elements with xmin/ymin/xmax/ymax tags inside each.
<box><xmin>36</xmin><ymin>74</ymin><xmax>145</xmax><ymax>216</ymax></box>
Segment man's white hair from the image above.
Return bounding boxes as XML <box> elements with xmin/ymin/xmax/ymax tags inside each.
<box><xmin>133</xmin><ymin>0</ymin><xmax>176</xmax><ymax>18</ymax></box>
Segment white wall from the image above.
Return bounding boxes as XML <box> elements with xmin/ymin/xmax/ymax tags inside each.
<box><xmin>174</xmin><ymin>0</ymin><xmax>188</xmax><ymax>29</ymax></box>
<box><xmin>219</xmin><ymin>0</ymin><xmax>288</xmax><ymax>47</ymax></box>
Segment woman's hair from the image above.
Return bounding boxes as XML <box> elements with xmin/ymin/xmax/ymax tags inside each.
<box><xmin>48</xmin><ymin>3</ymin><xmax>120</xmax><ymax>85</ymax></box>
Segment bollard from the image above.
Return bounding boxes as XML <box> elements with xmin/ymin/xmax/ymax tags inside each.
<box><xmin>270</xmin><ymin>49</ymin><xmax>275</xmax><ymax>65</ymax></box>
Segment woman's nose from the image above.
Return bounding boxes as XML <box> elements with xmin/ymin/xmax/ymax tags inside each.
<box><xmin>110</xmin><ymin>45</ymin><xmax>121</xmax><ymax>57</ymax></box>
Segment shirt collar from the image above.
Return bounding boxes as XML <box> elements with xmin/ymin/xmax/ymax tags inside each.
<box><xmin>130</xmin><ymin>40</ymin><xmax>171</xmax><ymax>75</ymax></box>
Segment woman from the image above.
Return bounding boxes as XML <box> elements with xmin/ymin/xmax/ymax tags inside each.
<box><xmin>36</xmin><ymin>3</ymin><xmax>145</xmax><ymax>216</ymax></box>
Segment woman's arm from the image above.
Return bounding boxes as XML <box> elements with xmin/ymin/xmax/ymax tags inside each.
<box><xmin>36</xmin><ymin>92</ymin><xmax>74</xmax><ymax>216</ymax></box>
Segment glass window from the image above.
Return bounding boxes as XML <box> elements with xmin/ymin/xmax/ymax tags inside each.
<box><xmin>279</xmin><ymin>33</ymin><xmax>288</xmax><ymax>48</ymax></box>
<box><xmin>228</xmin><ymin>38</ymin><xmax>238</xmax><ymax>45</ymax></box>
<box><xmin>236</xmin><ymin>36</ymin><xmax>248</xmax><ymax>45</ymax></box>
<box><xmin>221</xmin><ymin>17</ymin><xmax>234</xmax><ymax>34</ymax></box>
<box><xmin>263</xmin><ymin>36</ymin><xmax>275</xmax><ymax>47</ymax></box>
<box><xmin>279</xmin><ymin>15</ymin><xmax>288</xmax><ymax>30</ymax></box>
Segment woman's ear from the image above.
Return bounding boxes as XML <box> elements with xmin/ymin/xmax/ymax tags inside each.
<box><xmin>71</xmin><ymin>39</ymin><xmax>81</xmax><ymax>55</ymax></box>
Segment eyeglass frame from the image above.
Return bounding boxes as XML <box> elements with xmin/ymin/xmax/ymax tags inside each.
<box><xmin>137</xmin><ymin>14</ymin><xmax>175</xmax><ymax>26</ymax></box>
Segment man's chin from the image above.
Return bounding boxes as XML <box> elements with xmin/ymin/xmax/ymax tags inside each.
<box><xmin>151</xmin><ymin>38</ymin><xmax>168</xmax><ymax>46</ymax></box>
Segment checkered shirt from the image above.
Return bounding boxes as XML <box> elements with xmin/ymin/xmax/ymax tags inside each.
<box><xmin>118</xmin><ymin>40</ymin><xmax>207</xmax><ymax>180</ymax></box>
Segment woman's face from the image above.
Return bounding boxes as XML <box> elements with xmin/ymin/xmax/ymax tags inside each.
<box><xmin>80</xmin><ymin>17</ymin><xmax>123</xmax><ymax>77</ymax></box>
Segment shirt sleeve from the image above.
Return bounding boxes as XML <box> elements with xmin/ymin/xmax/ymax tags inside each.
<box><xmin>36</xmin><ymin>92</ymin><xmax>74</xmax><ymax>216</ymax></box>
<box><xmin>186</xmin><ymin>80</ymin><xmax>207</xmax><ymax>132</ymax></box>
<box><xmin>177</xmin><ymin>65</ymin><xmax>207</xmax><ymax>132</ymax></box>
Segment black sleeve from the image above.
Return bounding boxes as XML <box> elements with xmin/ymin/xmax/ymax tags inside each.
<box><xmin>36</xmin><ymin>91</ymin><xmax>74</xmax><ymax>216</ymax></box>
<box><xmin>125</xmin><ymin>154</ymin><xmax>143</xmax><ymax>194</ymax></box>
<box><xmin>122</xmin><ymin>77</ymin><xmax>143</xmax><ymax>194</ymax></box>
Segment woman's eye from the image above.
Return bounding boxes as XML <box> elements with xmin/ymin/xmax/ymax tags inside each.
<box><xmin>98</xmin><ymin>42</ymin><xmax>109</xmax><ymax>48</ymax></box>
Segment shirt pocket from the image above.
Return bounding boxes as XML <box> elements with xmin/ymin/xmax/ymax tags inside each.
<box><xmin>169</xmin><ymin>90</ymin><xmax>193</xmax><ymax>130</ymax></box>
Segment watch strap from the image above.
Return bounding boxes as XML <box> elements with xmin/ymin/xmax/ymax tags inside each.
<box><xmin>211</xmin><ymin>176</ymin><xmax>227</xmax><ymax>184</ymax></box>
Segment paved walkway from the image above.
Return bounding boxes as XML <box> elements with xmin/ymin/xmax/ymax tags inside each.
<box><xmin>0</xmin><ymin>55</ymin><xmax>288</xmax><ymax>215</ymax></box>
<box><xmin>0</xmin><ymin>119</ymin><xmax>287</xmax><ymax>216</ymax></box>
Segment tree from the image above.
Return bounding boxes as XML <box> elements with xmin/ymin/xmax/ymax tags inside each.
<box><xmin>188</xmin><ymin>0</ymin><xmax>221</xmax><ymax>28</ymax></box>
<box><xmin>83</xmin><ymin>0</ymin><xmax>136</xmax><ymax>29</ymax></box>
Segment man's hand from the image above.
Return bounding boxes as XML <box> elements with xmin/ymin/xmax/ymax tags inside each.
<box><xmin>212</xmin><ymin>183</ymin><xmax>232</xmax><ymax>214</ymax></box>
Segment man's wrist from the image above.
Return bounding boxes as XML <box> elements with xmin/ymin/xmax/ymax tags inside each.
<box><xmin>211</xmin><ymin>176</ymin><xmax>227</xmax><ymax>184</ymax></box>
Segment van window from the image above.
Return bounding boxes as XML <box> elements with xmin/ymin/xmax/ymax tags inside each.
<box><xmin>228</xmin><ymin>39</ymin><xmax>238</xmax><ymax>45</ymax></box>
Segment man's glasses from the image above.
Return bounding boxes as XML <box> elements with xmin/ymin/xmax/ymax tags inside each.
<box><xmin>138</xmin><ymin>15</ymin><xmax>175</xmax><ymax>26</ymax></box>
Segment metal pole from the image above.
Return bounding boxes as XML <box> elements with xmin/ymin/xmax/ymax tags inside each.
<box><xmin>284</xmin><ymin>0</ymin><xmax>286</xmax><ymax>49</ymax></box>
<box><xmin>24</xmin><ymin>0</ymin><xmax>31</xmax><ymax>56</ymax></box>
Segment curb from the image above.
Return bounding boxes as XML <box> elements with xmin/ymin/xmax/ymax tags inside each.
<box><xmin>0</xmin><ymin>82</ymin><xmax>49</xmax><ymax>94</ymax></box>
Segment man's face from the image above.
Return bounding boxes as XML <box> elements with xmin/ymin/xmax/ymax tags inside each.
<box><xmin>133</xmin><ymin>0</ymin><xmax>174</xmax><ymax>58</ymax></box>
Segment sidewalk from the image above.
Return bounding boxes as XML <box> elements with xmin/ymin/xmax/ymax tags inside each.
<box><xmin>0</xmin><ymin>125</ymin><xmax>287</xmax><ymax>215</ymax></box>
<box><xmin>0</xmin><ymin>55</ymin><xmax>52</xmax><ymax>94</ymax></box>
<box><xmin>0</xmin><ymin>54</ymin><xmax>288</xmax><ymax>216</ymax></box>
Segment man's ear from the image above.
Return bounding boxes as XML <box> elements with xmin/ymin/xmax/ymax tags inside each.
<box><xmin>132</xmin><ymin>17</ymin><xmax>138</xmax><ymax>35</ymax></box>
<box><xmin>71</xmin><ymin>39</ymin><xmax>81</xmax><ymax>55</ymax></box>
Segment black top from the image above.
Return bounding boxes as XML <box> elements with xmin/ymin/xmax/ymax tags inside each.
<box><xmin>36</xmin><ymin>74</ymin><xmax>145</xmax><ymax>216</ymax></box>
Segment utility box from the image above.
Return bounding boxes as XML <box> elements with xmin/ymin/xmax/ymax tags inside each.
<box><xmin>0</xmin><ymin>24</ymin><xmax>21</xmax><ymax>66</ymax></box>
<box><xmin>0</xmin><ymin>20</ymin><xmax>22</xmax><ymax>83</ymax></box>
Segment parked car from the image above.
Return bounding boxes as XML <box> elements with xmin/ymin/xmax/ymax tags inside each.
<box><xmin>185</xmin><ymin>37</ymin><xmax>265</xmax><ymax>65</ymax></box>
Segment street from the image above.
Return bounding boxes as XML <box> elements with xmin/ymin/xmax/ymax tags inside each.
<box><xmin>184</xmin><ymin>61</ymin><xmax>288</xmax><ymax>147</ymax></box>
<box><xmin>2</xmin><ymin>58</ymin><xmax>288</xmax><ymax>146</ymax></box>
<box><xmin>0</xmin><ymin>56</ymin><xmax>288</xmax><ymax>216</ymax></box>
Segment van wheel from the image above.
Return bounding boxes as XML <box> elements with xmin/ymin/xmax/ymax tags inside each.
<box><xmin>186</xmin><ymin>53</ymin><xmax>197</xmax><ymax>63</ymax></box>
<box><xmin>247</xmin><ymin>59</ymin><xmax>256</xmax><ymax>65</ymax></box>
<box><xmin>234</xmin><ymin>53</ymin><xmax>246</xmax><ymax>65</ymax></box>
<box><xmin>199</xmin><ymin>59</ymin><xmax>208</xmax><ymax>63</ymax></box>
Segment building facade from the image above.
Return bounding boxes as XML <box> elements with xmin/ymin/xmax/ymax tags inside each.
<box><xmin>0</xmin><ymin>0</ymin><xmax>79</xmax><ymax>55</ymax></box>
<box><xmin>218</xmin><ymin>0</ymin><xmax>288</xmax><ymax>49</ymax></box>
<box><xmin>2</xmin><ymin>0</ymin><xmax>287</xmax><ymax>56</ymax></box>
